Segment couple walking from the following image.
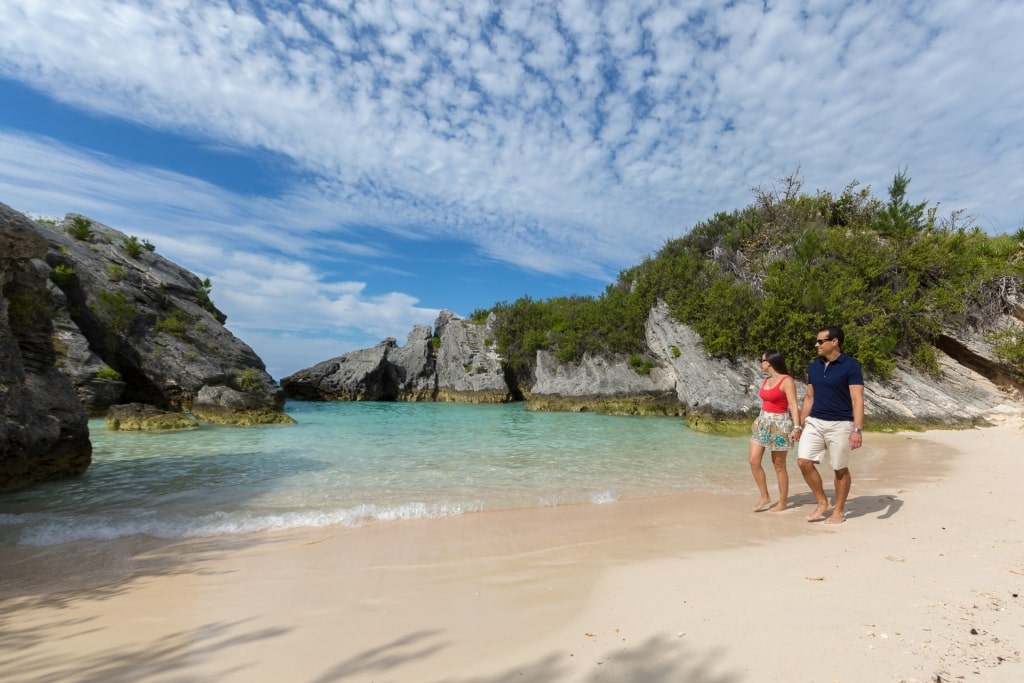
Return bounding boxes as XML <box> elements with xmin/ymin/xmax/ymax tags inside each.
<box><xmin>748</xmin><ymin>326</ymin><xmax>865</xmax><ymax>524</ymax></box>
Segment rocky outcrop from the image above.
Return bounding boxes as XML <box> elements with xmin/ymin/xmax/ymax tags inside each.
<box><xmin>526</xmin><ymin>351</ymin><xmax>681</xmax><ymax>415</ymax></box>
<box><xmin>1</xmin><ymin>204</ymin><xmax>92</xmax><ymax>491</ymax></box>
<box><xmin>105</xmin><ymin>403</ymin><xmax>198</xmax><ymax>431</ymax></box>
<box><xmin>281</xmin><ymin>310</ymin><xmax>510</xmax><ymax>402</ymax></box>
<box><xmin>24</xmin><ymin>207</ymin><xmax>292</xmax><ymax>425</ymax></box>
<box><xmin>433</xmin><ymin>311</ymin><xmax>507</xmax><ymax>402</ymax></box>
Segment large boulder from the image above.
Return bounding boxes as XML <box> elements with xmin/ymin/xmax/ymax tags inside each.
<box><xmin>29</xmin><ymin>208</ymin><xmax>290</xmax><ymax>424</ymax></box>
<box><xmin>1</xmin><ymin>204</ymin><xmax>92</xmax><ymax>490</ymax></box>
<box><xmin>190</xmin><ymin>385</ymin><xmax>296</xmax><ymax>425</ymax></box>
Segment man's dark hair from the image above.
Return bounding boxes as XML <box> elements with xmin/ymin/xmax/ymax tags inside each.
<box><xmin>821</xmin><ymin>326</ymin><xmax>845</xmax><ymax>347</ymax></box>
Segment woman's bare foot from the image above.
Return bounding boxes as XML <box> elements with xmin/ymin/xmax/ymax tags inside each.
<box><xmin>806</xmin><ymin>502</ymin><xmax>829</xmax><ymax>522</ymax></box>
<box><xmin>752</xmin><ymin>497</ymin><xmax>771</xmax><ymax>511</ymax></box>
<box><xmin>769</xmin><ymin>502</ymin><xmax>787</xmax><ymax>512</ymax></box>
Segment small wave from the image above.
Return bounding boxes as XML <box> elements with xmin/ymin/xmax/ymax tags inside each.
<box><xmin>590</xmin><ymin>489</ymin><xmax>621</xmax><ymax>504</ymax></box>
<box><xmin>6</xmin><ymin>501</ymin><xmax>487</xmax><ymax>546</ymax></box>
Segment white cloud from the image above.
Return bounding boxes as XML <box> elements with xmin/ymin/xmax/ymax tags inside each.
<box><xmin>2</xmin><ymin>0</ymin><xmax>1024</xmax><ymax>367</ymax></box>
<box><xmin>0</xmin><ymin>131</ymin><xmax>440</xmax><ymax>375</ymax></box>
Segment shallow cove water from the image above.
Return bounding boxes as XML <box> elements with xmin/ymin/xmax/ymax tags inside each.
<box><xmin>0</xmin><ymin>400</ymin><xmax>753</xmax><ymax>546</ymax></box>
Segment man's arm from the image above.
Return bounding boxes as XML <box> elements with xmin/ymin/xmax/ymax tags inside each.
<box><xmin>799</xmin><ymin>385</ymin><xmax>814</xmax><ymax>425</ymax></box>
<box><xmin>849</xmin><ymin>383</ymin><xmax>865</xmax><ymax>449</ymax></box>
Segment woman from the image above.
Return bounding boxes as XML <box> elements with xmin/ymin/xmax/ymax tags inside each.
<box><xmin>749</xmin><ymin>350</ymin><xmax>801</xmax><ymax>512</ymax></box>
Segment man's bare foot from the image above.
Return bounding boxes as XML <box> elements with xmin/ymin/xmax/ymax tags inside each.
<box><xmin>824</xmin><ymin>511</ymin><xmax>846</xmax><ymax>524</ymax></box>
<box><xmin>806</xmin><ymin>502</ymin><xmax>829</xmax><ymax>522</ymax></box>
<box><xmin>769</xmin><ymin>502</ymin><xmax>787</xmax><ymax>512</ymax></box>
<box><xmin>753</xmin><ymin>497</ymin><xmax>771</xmax><ymax>512</ymax></box>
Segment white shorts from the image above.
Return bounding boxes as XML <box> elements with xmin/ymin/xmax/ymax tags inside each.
<box><xmin>797</xmin><ymin>417</ymin><xmax>853</xmax><ymax>470</ymax></box>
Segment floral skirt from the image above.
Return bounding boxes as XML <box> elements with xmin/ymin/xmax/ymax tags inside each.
<box><xmin>750</xmin><ymin>410</ymin><xmax>794</xmax><ymax>450</ymax></box>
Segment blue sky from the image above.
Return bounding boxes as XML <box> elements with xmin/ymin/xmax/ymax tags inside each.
<box><xmin>1</xmin><ymin>1</ymin><xmax>1022</xmax><ymax>379</ymax></box>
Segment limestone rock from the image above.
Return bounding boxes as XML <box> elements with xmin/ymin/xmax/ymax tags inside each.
<box><xmin>190</xmin><ymin>385</ymin><xmax>296</xmax><ymax>425</ymax></box>
<box><xmin>31</xmin><ymin>208</ymin><xmax>289</xmax><ymax>422</ymax></box>
<box><xmin>1</xmin><ymin>204</ymin><xmax>92</xmax><ymax>490</ymax></box>
<box><xmin>434</xmin><ymin>311</ymin><xmax>509</xmax><ymax>402</ymax></box>
<box><xmin>527</xmin><ymin>350</ymin><xmax>680</xmax><ymax>415</ymax></box>
<box><xmin>282</xmin><ymin>338</ymin><xmax>400</xmax><ymax>400</ymax></box>
<box><xmin>281</xmin><ymin>310</ymin><xmax>511</xmax><ymax>403</ymax></box>
<box><xmin>105</xmin><ymin>403</ymin><xmax>198</xmax><ymax>431</ymax></box>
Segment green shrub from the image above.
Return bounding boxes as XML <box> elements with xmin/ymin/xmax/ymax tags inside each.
<box><xmin>122</xmin><ymin>235</ymin><xmax>144</xmax><ymax>258</ymax></box>
<box><xmin>235</xmin><ymin>368</ymin><xmax>262</xmax><ymax>393</ymax></box>
<box><xmin>49</xmin><ymin>264</ymin><xmax>77</xmax><ymax>287</ymax></box>
<box><xmin>66</xmin><ymin>216</ymin><xmax>93</xmax><ymax>240</ymax></box>
<box><xmin>671</xmin><ymin>346</ymin><xmax>681</xmax><ymax>358</ymax></box>
<box><xmin>432</xmin><ymin>337</ymin><xmax>442</xmax><ymax>349</ymax></box>
<box><xmin>629</xmin><ymin>354</ymin><xmax>653</xmax><ymax>375</ymax></box>
<box><xmin>5</xmin><ymin>288</ymin><xmax>54</xmax><ymax>332</ymax></box>
<box><xmin>95</xmin><ymin>367</ymin><xmax>121</xmax><ymax>381</ymax></box>
<box><xmin>988</xmin><ymin>328</ymin><xmax>1024</xmax><ymax>368</ymax></box>
<box><xmin>96</xmin><ymin>290</ymin><xmax>136</xmax><ymax>335</ymax></box>
<box><xmin>106</xmin><ymin>264</ymin><xmax>127</xmax><ymax>281</ymax></box>
<box><xmin>196</xmin><ymin>277</ymin><xmax>216</xmax><ymax>313</ymax></box>
<box><xmin>468</xmin><ymin>308</ymin><xmax>491</xmax><ymax>323</ymax></box>
<box><xmin>154</xmin><ymin>309</ymin><xmax>190</xmax><ymax>339</ymax></box>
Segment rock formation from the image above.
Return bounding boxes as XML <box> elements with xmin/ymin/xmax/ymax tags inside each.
<box><xmin>1</xmin><ymin>200</ymin><xmax>297</xmax><ymax>490</ymax></box>
<box><xmin>282</xmin><ymin>310</ymin><xmax>510</xmax><ymax>402</ymax></box>
<box><xmin>1</xmin><ymin>204</ymin><xmax>92</xmax><ymax>491</ymax></box>
<box><xmin>32</xmin><ymin>208</ymin><xmax>293</xmax><ymax>425</ymax></box>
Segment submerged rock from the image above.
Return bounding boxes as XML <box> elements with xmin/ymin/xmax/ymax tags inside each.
<box><xmin>105</xmin><ymin>403</ymin><xmax>198</xmax><ymax>431</ymax></box>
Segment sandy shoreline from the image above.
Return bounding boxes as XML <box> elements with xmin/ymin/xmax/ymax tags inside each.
<box><xmin>2</xmin><ymin>415</ymin><xmax>1022</xmax><ymax>682</ymax></box>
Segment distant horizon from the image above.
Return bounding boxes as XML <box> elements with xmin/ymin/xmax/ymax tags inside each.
<box><xmin>2</xmin><ymin>1</ymin><xmax>1022</xmax><ymax>378</ymax></box>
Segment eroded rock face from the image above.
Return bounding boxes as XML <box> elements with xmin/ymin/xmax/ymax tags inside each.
<box><xmin>526</xmin><ymin>350</ymin><xmax>681</xmax><ymax>416</ymax></box>
<box><xmin>281</xmin><ymin>311</ymin><xmax>511</xmax><ymax>403</ymax></box>
<box><xmin>1</xmin><ymin>204</ymin><xmax>92</xmax><ymax>491</ymax></box>
<box><xmin>434</xmin><ymin>311</ymin><xmax>508</xmax><ymax>402</ymax></box>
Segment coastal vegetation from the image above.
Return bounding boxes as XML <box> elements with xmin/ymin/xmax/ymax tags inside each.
<box><xmin>65</xmin><ymin>215</ymin><xmax>93</xmax><ymax>240</ymax></box>
<box><xmin>479</xmin><ymin>172</ymin><xmax>1024</xmax><ymax>381</ymax></box>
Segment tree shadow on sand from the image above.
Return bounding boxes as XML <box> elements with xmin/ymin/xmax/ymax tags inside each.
<box><xmin>309</xmin><ymin>629</ymin><xmax>741</xmax><ymax>683</ymax></box>
<box><xmin>0</xmin><ymin>533</ymin><xmax>298</xmax><ymax>682</ymax></box>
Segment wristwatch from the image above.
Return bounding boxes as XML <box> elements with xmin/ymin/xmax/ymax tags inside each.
<box><xmin>852</xmin><ymin>428</ymin><xmax>863</xmax><ymax>433</ymax></box>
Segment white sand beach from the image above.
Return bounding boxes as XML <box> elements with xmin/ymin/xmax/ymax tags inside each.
<box><xmin>1</xmin><ymin>414</ymin><xmax>1022</xmax><ymax>683</ymax></box>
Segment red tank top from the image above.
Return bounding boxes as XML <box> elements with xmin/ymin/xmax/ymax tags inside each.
<box><xmin>759</xmin><ymin>376</ymin><xmax>789</xmax><ymax>414</ymax></box>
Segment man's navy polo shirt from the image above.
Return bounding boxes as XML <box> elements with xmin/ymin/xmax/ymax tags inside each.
<box><xmin>808</xmin><ymin>352</ymin><xmax>864</xmax><ymax>421</ymax></box>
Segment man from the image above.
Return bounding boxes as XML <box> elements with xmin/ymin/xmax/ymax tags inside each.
<box><xmin>794</xmin><ymin>326</ymin><xmax>864</xmax><ymax>524</ymax></box>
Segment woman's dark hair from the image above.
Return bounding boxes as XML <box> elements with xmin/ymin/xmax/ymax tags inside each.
<box><xmin>763</xmin><ymin>349</ymin><xmax>790</xmax><ymax>375</ymax></box>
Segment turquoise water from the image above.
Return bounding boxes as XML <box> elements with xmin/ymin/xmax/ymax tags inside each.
<box><xmin>0</xmin><ymin>401</ymin><xmax>749</xmax><ymax>546</ymax></box>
